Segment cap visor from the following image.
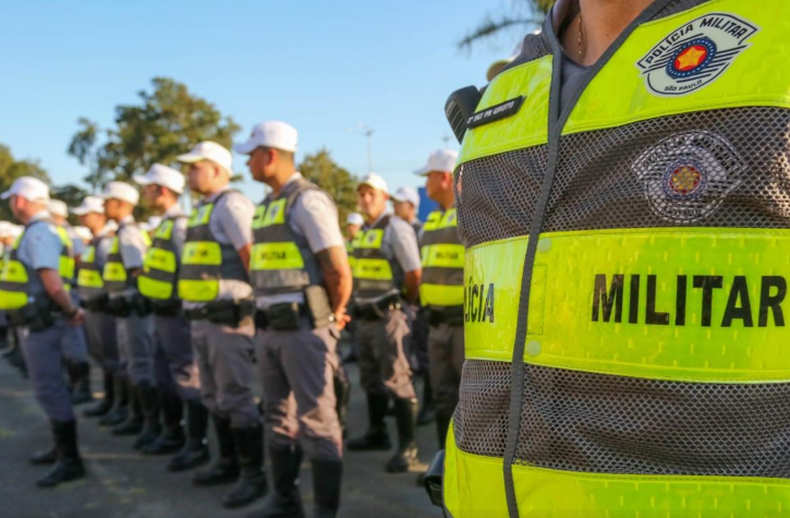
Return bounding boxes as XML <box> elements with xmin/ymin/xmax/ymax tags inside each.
<box><xmin>413</xmin><ymin>166</ymin><xmax>431</xmax><ymax>176</ymax></box>
<box><xmin>175</xmin><ymin>152</ymin><xmax>205</xmax><ymax>163</ymax></box>
<box><xmin>233</xmin><ymin>141</ymin><xmax>257</xmax><ymax>155</ymax></box>
<box><xmin>132</xmin><ymin>174</ymin><xmax>153</xmax><ymax>186</ymax></box>
<box><xmin>0</xmin><ymin>190</ymin><xmax>13</xmax><ymax>200</ymax></box>
<box><xmin>70</xmin><ymin>208</ymin><xmax>89</xmax><ymax>216</ymax></box>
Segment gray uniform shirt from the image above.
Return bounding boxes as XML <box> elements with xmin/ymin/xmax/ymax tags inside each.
<box><xmin>117</xmin><ymin>215</ymin><xmax>147</xmax><ymax>270</ymax></box>
<box><xmin>256</xmin><ymin>172</ymin><xmax>346</xmax><ymax>309</ymax></box>
<box><xmin>16</xmin><ymin>211</ymin><xmax>63</xmax><ymax>299</ymax></box>
<box><xmin>95</xmin><ymin>223</ymin><xmax>115</xmax><ymax>267</ymax></box>
<box><xmin>63</xmin><ymin>223</ymin><xmax>85</xmax><ymax>257</ymax></box>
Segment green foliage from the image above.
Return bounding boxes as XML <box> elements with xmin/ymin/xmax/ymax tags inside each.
<box><xmin>68</xmin><ymin>77</ymin><xmax>241</xmax><ymax>191</ymax></box>
<box><xmin>298</xmin><ymin>149</ymin><xmax>359</xmax><ymax>232</ymax></box>
<box><xmin>459</xmin><ymin>0</ymin><xmax>556</xmax><ymax>51</ymax></box>
<box><xmin>51</xmin><ymin>184</ymin><xmax>89</xmax><ymax>225</ymax></box>
<box><xmin>0</xmin><ymin>143</ymin><xmax>51</xmax><ymax>221</ymax></box>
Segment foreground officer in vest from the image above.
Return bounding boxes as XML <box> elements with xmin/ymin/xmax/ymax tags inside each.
<box><xmin>347</xmin><ymin>173</ymin><xmax>422</xmax><ymax>473</ymax></box>
<box><xmin>48</xmin><ymin>199</ymin><xmax>93</xmax><ymax>405</ymax></box>
<box><xmin>0</xmin><ymin>177</ymin><xmax>86</xmax><ymax>487</ymax></box>
<box><xmin>236</xmin><ymin>121</ymin><xmax>351</xmax><ymax>517</ymax></box>
<box><xmin>135</xmin><ymin>164</ymin><xmax>210</xmax><ymax>466</ymax></box>
<box><xmin>415</xmin><ymin>149</ymin><xmax>463</xmax><ymax>450</ymax></box>
<box><xmin>0</xmin><ymin>222</ymin><xmax>27</xmax><ymax>377</ymax></box>
<box><xmin>73</xmin><ymin>197</ymin><xmax>122</xmax><ymax>420</ymax></box>
<box><xmin>100</xmin><ymin>182</ymin><xmax>160</xmax><ymax>449</ymax></box>
<box><xmin>438</xmin><ymin>0</ymin><xmax>790</xmax><ymax>516</ymax></box>
<box><xmin>176</xmin><ymin>141</ymin><xmax>266</xmax><ymax>509</ymax></box>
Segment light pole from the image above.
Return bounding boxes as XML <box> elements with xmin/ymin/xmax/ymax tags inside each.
<box><xmin>352</xmin><ymin>122</ymin><xmax>375</xmax><ymax>172</ymax></box>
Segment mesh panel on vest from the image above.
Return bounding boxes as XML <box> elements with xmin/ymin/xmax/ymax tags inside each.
<box><xmin>455</xmin><ymin>360</ymin><xmax>790</xmax><ymax>478</ymax></box>
<box><xmin>654</xmin><ymin>0</ymin><xmax>712</xmax><ymax>19</ymax></box>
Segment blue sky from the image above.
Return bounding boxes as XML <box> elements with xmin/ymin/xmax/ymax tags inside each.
<box><xmin>0</xmin><ymin>0</ymin><xmax>534</xmax><ymax>202</ymax></box>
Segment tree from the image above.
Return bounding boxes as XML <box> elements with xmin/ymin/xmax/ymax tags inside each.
<box><xmin>51</xmin><ymin>184</ymin><xmax>89</xmax><ymax>225</ymax></box>
<box><xmin>68</xmin><ymin>77</ymin><xmax>241</xmax><ymax>191</ymax></box>
<box><xmin>459</xmin><ymin>0</ymin><xmax>555</xmax><ymax>51</ymax></box>
<box><xmin>298</xmin><ymin>149</ymin><xmax>359</xmax><ymax>233</ymax></box>
<box><xmin>0</xmin><ymin>143</ymin><xmax>51</xmax><ymax>221</ymax></box>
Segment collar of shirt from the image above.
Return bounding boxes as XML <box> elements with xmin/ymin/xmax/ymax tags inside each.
<box><xmin>203</xmin><ymin>185</ymin><xmax>231</xmax><ymax>205</ymax></box>
<box><xmin>27</xmin><ymin>210</ymin><xmax>51</xmax><ymax>225</ymax></box>
<box><xmin>282</xmin><ymin>172</ymin><xmax>303</xmax><ymax>187</ymax></box>
<box><xmin>162</xmin><ymin>203</ymin><xmax>185</xmax><ymax>219</ymax></box>
<box><xmin>97</xmin><ymin>223</ymin><xmax>115</xmax><ymax>238</ymax></box>
<box><xmin>120</xmin><ymin>214</ymin><xmax>136</xmax><ymax>226</ymax></box>
<box><xmin>366</xmin><ymin>210</ymin><xmax>394</xmax><ymax>230</ymax></box>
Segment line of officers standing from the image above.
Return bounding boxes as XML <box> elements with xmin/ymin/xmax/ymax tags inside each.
<box><xmin>0</xmin><ymin>120</ymin><xmax>464</xmax><ymax>518</ymax></box>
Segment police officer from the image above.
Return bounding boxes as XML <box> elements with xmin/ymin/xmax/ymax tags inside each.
<box><xmin>100</xmin><ymin>182</ymin><xmax>161</xmax><ymax>450</ymax></box>
<box><xmin>414</xmin><ymin>149</ymin><xmax>463</xmax><ymax>449</ymax></box>
<box><xmin>133</xmin><ymin>164</ymin><xmax>210</xmax><ymax>468</ymax></box>
<box><xmin>0</xmin><ymin>177</ymin><xmax>86</xmax><ymax>487</ymax></box>
<box><xmin>235</xmin><ymin>121</ymin><xmax>351</xmax><ymax>517</ymax></box>
<box><xmin>48</xmin><ymin>199</ymin><xmax>93</xmax><ymax>405</ymax></box>
<box><xmin>342</xmin><ymin>212</ymin><xmax>364</xmax><ymax>365</ymax></box>
<box><xmin>438</xmin><ymin>0</ymin><xmax>790</xmax><ymax>515</ymax></box>
<box><xmin>72</xmin><ymin>197</ymin><xmax>122</xmax><ymax>420</ymax></box>
<box><xmin>0</xmin><ymin>222</ymin><xmax>26</xmax><ymax>376</ymax></box>
<box><xmin>175</xmin><ymin>141</ymin><xmax>266</xmax><ymax>509</ymax></box>
<box><xmin>347</xmin><ymin>173</ymin><xmax>423</xmax><ymax>473</ymax></box>
<box><xmin>391</xmin><ymin>187</ymin><xmax>422</xmax><ymax>235</ymax></box>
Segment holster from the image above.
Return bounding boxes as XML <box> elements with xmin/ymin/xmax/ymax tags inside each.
<box><xmin>257</xmin><ymin>303</ymin><xmax>302</xmax><ymax>332</ymax></box>
<box><xmin>8</xmin><ymin>298</ymin><xmax>58</xmax><ymax>332</ymax></box>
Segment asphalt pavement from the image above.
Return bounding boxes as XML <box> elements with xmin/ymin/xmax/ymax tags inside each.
<box><xmin>0</xmin><ymin>343</ymin><xmax>443</xmax><ymax>518</ymax></box>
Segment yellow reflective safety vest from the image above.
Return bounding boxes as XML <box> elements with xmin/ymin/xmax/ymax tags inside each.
<box><xmin>419</xmin><ymin>208</ymin><xmax>464</xmax><ymax>308</ymax></box>
<box><xmin>139</xmin><ymin>215</ymin><xmax>186</xmax><ymax>300</ymax></box>
<box><xmin>445</xmin><ymin>2</ymin><xmax>790</xmax><ymax>517</ymax></box>
<box><xmin>250</xmin><ymin>177</ymin><xmax>325</xmax><ymax>296</ymax></box>
<box><xmin>352</xmin><ymin>215</ymin><xmax>401</xmax><ymax>300</ymax></box>
<box><xmin>0</xmin><ymin>218</ymin><xmax>74</xmax><ymax>310</ymax></box>
<box><xmin>77</xmin><ymin>234</ymin><xmax>113</xmax><ymax>300</ymax></box>
<box><xmin>102</xmin><ymin>221</ymin><xmax>151</xmax><ymax>294</ymax></box>
<box><xmin>178</xmin><ymin>191</ymin><xmax>249</xmax><ymax>302</ymax></box>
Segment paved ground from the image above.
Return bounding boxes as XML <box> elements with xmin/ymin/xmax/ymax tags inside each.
<box><xmin>0</xmin><ymin>343</ymin><xmax>443</xmax><ymax>518</ymax></box>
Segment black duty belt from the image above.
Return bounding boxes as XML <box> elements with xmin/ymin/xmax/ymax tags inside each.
<box><xmin>351</xmin><ymin>294</ymin><xmax>402</xmax><ymax>322</ymax></box>
<box><xmin>80</xmin><ymin>293</ymin><xmax>109</xmax><ymax>312</ymax></box>
<box><xmin>254</xmin><ymin>302</ymin><xmax>310</xmax><ymax>332</ymax></box>
<box><xmin>150</xmin><ymin>299</ymin><xmax>182</xmax><ymax>317</ymax></box>
<box><xmin>107</xmin><ymin>292</ymin><xmax>152</xmax><ymax>317</ymax></box>
<box><xmin>184</xmin><ymin>300</ymin><xmax>255</xmax><ymax>327</ymax></box>
<box><xmin>427</xmin><ymin>305</ymin><xmax>465</xmax><ymax>327</ymax></box>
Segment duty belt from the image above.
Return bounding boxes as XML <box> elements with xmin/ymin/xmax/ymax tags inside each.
<box><xmin>150</xmin><ymin>299</ymin><xmax>182</xmax><ymax>317</ymax></box>
<box><xmin>351</xmin><ymin>294</ymin><xmax>402</xmax><ymax>321</ymax></box>
<box><xmin>184</xmin><ymin>299</ymin><xmax>255</xmax><ymax>327</ymax></box>
<box><xmin>107</xmin><ymin>292</ymin><xmax>152</xmax><ymax>318</ymax></box>
<box><xmin>80</xmin><ymin>293</ymin><xmax>109</xmax><ymax>312</ymax></box>
<box><xmin>426</xmin><ymin>305</ymin><xmax>464</xmax><ymax>327</ymax></box>
<box><xmin>254</xmin><ymin>302</ymin><xmax>309</xmax><ymax>332</ymax></box>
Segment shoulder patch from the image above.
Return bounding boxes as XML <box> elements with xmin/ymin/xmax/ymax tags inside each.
<box><xmin>636</xmin><ymin>12</ymin><xmax>759</xmax><ymax>97</ymax></box>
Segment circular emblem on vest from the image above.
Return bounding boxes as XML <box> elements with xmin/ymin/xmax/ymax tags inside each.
<box><xmin>666</xmin><ymin>38</ymin><xmax>716</xmax><ymax>78</ymax></box>
<box><xmin>632</xmin><ymin>131</ymin><xmax>745</xmax><ymax>224</ymax></box>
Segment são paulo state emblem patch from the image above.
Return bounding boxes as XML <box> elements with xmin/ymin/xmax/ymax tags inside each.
<box><xmin>636</xmin><ymin>12</ymin><xmax>759</xmax><ymax>96</ymax></box>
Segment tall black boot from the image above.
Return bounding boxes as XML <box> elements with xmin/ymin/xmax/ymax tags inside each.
<box><xmin>112</xmin><ymin>383</ymin><xmax>143</xmax><ymax>436</ymax></box>
<box><xmin>100</xmin><ymin>375</ymin><xmax>129</xmax><ymax>426</ymax></box>
<box><xmin>346</xmin><ymin>392</ymin><xmax>391</xmax><ymax>451</ymax></box>
<box><xmin>312</xmin><ymin>458</ymin><xmax>342</xmax><ymax>518</ymax></box>
<box><xmin>223</xmin><ymin>425</ymin><xmax>267</xmax><ymax>508</ymax></box>
<box><xmin>142</xmin><ymin>392</ymin><xmax>185</xmax><ymax>455</ymax></box>
<box><xmin>385</xmin><ymin>398</ymin><xmax>419</xmax><ymax>473</ymax></box>
<box><xmin>333</xmin><ymin>367</ymin><xmax>351</xmax><ymax>438</ymax></box>
<box><xmin>168</xmin><ymin>400</ymin><xmax>210</xmax><ymax>472</ymax></box>
<box><xmin>192</xmin><ymin>415</ymin><xmax>240</xmax><ymax>486</ymax></box>
<box><xmin>416</xmin><ymin>377</ymin><xmax>435</xmax><ymax>427</ymax></box>
<box><xmin>70</xmin><ymin>362</ymin><xmax>94</xmax><ymax>406</ymax></box>
<box><xmin>84</xmin><ymin>370</ymin><xmax>115</xmax><ymax>418</ymax></box>
<box><xmin>247</xmin><ymin>445</ymin><xmax>305</xmax><ymax>518</ymax></box>
<box><xmin>29</xmin><ymin>443</ymin><xmax>58</xmax><ymax>465</ymax></box>
<box><xmin>133</xmin><ymin>382</ymin><xmax>163</xmax><ymax>449</ymax></box>
<box><xmin>37</xmin><ymin>420</ymin><xmax>85</xmax><ymax>488</ymax></box>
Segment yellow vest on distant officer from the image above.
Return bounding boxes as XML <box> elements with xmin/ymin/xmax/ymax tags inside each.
<box><xmin>139</xmin><ymin>216</ymin><xmax>184</xmax><ymax>300</ymax></box>
<box><xmin>445</xmin><ymin>2</ymin><xmax>790</xmax><ymax>516</ymax></box>
<box><xmin>419</xmin><ymin>208</ymin><xmax>464</xmax><ymax>307</ymax></box>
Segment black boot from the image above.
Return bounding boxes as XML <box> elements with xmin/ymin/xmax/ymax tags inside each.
<box><xmin>100</xmin><ymin>375</ymin><xmax>129</xmax><ymax>427</ymax></box>
<box><xmin>347</xmin><ymin>393</ymin><xmax>391</xmax><ymax>451</ymax></box>
<box><xmin>312</xmin><ymin>459</ymin><xmax>342</xmax><ymax>518</ymax></box>
<box><xmin>142</xmin><ymin>392</ymin><xmax>184</xmax><ymax>455</ymax></box>
<box><xmin>84</xmin><ymin>370</ymin><xmax>115</xmax><ymax>418</ymax></box>
<box><xmin>37</xmin><ymin>420</ymin><xmax>85</xmax><ymax>488</ymax></box>
<box><xmin>111</xmin><ymin>383</ymin><xmax>143</xmax><ymax>436</ymax></box>
<box><xmin>70</xmin><ymin>362</ymin><xmax>93</xmax><ymax>406</ymax></box>
<box><xmin>223</xmin><ymin>425</ymin><xmax>267</xmax><ymax>508</ymax></box>
<box><xmin>192</xmin><ymin>415</ymin><xmax>240</xmax><ymax>486</ymax></box>
<box><xmin>416</xmin><ymin>377</ymin><xmax>435</xmax><ymax>427</ymax></box>
<box><xmin>247</xmin><ymin>445</ymin><xmax>305</xmax><ymax>518</ymax></box>
<box><xmin>29</xmin><ymin>444</ymin><xmax>58</xmax><ymax>465</ymax></box>
<box><xmin>333</xmin><ymin>368</ymin><xmax>351</xmax><ymax>438</ymax></box>
<box><xmin>168</xmin><ymin>400</ymin><xmax>210</xmax><ymax>472</ymax></box>
<box><xmin>385</xmin><ymin>398</ymin><xmax>419</xmax><ymax>473</ymax></box>
<box><xmin>133</xmin><ymin>382</ymin><xmax>163</xmax><ymax>449</ymax></box>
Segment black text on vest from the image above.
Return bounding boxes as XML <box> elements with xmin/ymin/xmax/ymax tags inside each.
<box><xmin>465</xmin><ymin>280</ymin><xmax>495</xmax><ymax>324</ymax></box>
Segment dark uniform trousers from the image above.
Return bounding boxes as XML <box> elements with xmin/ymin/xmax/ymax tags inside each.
<box><xmin>153</xmin><ymin>314</ymin><xmax>200</xmax><ymax>402</ymax></box>
<box><xmin>191</xmin><ymin>319</ymin><xmax>259</xmax><ymax>428</ymax></box>
<box><xmin>256</xmin><ymin>316</ymin><xmax>342</xmax><ymax>461</ymax></box>
<box><xmin>117</xmin><ymin>313</ymin><xmax>155</xmax><ymax>384</ymax></box>
<box><xmin>427</xmin><ymin>322</ymin><xmax>464</xmax><ymax>418</ymax></box>
<box><xmin>356</xmin><ymin>308</ymin><xmax>416</xmax><ymax>400</ymax></box>
<box><xmin>84</xmin><ymin>310</ymin><xmax>119</xmax><ymax>373</ymax></box>
<box><xmin>19</xmin><ymin>320</ymin><xmax>74</xmax><ymax>422</ymax></box>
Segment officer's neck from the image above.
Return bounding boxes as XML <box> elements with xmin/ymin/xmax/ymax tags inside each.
<box><xmin>157</xmin><ymin>198</ymin><xmax>178</xmax><ymax>215</ymax></box>
<box><xmin>266</xmin><ymin>169</ymin><xmax>298</xmax><ymax>196</ymax></box>
<box><xmin>565</xmin><ymin>0</ymin><xmax>654</xmax><ymax>66</ymax></box>
<box><xmin>434</xmin><ymin>190</ymin><xmax>456</xmax><ymax>211</ymax></box>
<box><xmin>365</xmin><ymin>208</ymin><xmax>386</xmax><ymax>226</ymax></box>
<box><xmin>20</xmin><ymin>207</ymin><xmax>47</xmax><ymax>225</ymax></box>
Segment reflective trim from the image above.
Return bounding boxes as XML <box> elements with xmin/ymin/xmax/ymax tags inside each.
<box><xmin>187</xmin><ymin>204</ymin><xmax>214</xmax><ymax>227</ymax></box>
<box><xmin>250</xmin><ymin>242</ymin><xmax>305</xmax><ymax>271</ymax></box>
<box><xmin>356</xmin><ymin>229</ymin><xmax>385</xmax><ymax>249</ymax></box>
<box><xmin>143</xmin><ymin>248</ymin><xmax>177</xmax><ymax>274</ymax></box>
<box><xmin>181</xmin><ymin>241</ymin><xmax>221</xmax><ymax>266</ymax></box>
<box><xmin>353</xmin><ymin>258</ymin><xmax>393</xmax><ymax>281</ymax></box>
<box><xmin>77</xmin><ymin>269</ymin><xmax>104</xmax><ymax>289</ymax></box>
<box><xmin>153</xmin><ymin>219</ymin><xmax>174</xmax><ymax>240</ymax></box>
<box><xmin>178</xmin><ymin>279</ymin><xmax>218</xmax><ymax>302</ymax></box>
<box><xmin>465</xmin><ymin>228</ymin><xmax>790</xmax><ymax>382</ymax></box>
<box><xmin>139</xmin><ymin>275</ymin><xmax>174</xmax><ymax>300</ymax></box>
<box><xmin>0</xmin><ymin>291</ymin><xmax>28</xmax><ymax>310</ymax></box>
<box><xmin>420</xmin><ymin>283</ymin><xmax>465</xmax><ymax>307</ymax></box>
<box><xmin>421</xmin><ymin>244</ymin><xmax>465</xmax><ymax>269</ymax></box>
<box><xmin>251</xmin><ymin>199</ymin><xmax>286</xmax><ymax>229</ymax></box>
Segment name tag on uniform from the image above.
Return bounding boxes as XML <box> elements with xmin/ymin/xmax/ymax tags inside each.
<box><xmin>466</xmin><ymin>96</ymin><xmax>525</xmax><ymax>129</ymax></box>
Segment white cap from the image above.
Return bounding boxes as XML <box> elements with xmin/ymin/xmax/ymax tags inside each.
<box><xmin>71</xmin><ymin>196</ymin><xmax>105</xmax><ymax>216</ymax></box>
<box><xmin>414</xmin><ymin>149</ymin><xmax>458</xmax><ymax>176</ymax></box>
<box><xmin>101</xmin><ymin>181</ymin><xmax>139</xmax><ymax>206</ymax></box>
<box><xmin>47</xmin><ymin>199</ymin><xmax>69</xmax><ymax>218</ymax></box>
<box><xmin>234</xmin><ymin>121</ymin><xmax>298</xmax><ymax>154</ymax></box>
<box><xmin>72</xmin><ymin>226</ymin><xmax>93</xmax><ymax>242</ymax></box>
<box><xmin>0</xmin><ymin>176</ymin><xmax>50</xmax><ymax>203</ymax></box>
<box><xmin>358</xmin><ymin>173</ymin><xmax>388</xmax><ymax>194</ymax></box>
<box><xmin>176</xmin><ymin>141</ymin><xmax>233</xmax><ymax>174</ymax></box>
<box><xmin>392</xmin><ymin>186</ymin><xmax>420</xmax><ymax>211</ymax></box>
<box><xmin>0</xmin><ymin>221</ymin><xmax>22</xmax><ymax>238</ymax></box>
<box><xmin>346</xmin><ymin>212</ymin><xmax>364</xmax><ymax>226</ymax></box>
<box><xmin>133</xmin><ymin>163</ymin><xmax>185</xmax><ymax>194</ymax></box>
